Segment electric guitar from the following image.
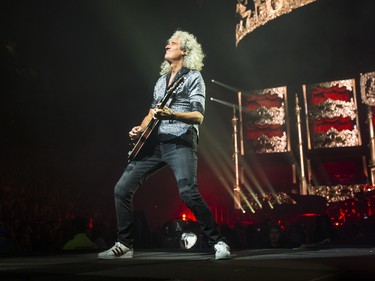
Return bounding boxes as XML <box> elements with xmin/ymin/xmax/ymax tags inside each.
<box><xmin>127</xmin><ymin>76</ymin><xmax>185</xmax><ymax>162</ymax></box>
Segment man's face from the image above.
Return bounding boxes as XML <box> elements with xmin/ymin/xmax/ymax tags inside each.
<box><xmin>165</xmin><ymin>37</ymin><xmax>185</xmax><ymax>63</ymax></box>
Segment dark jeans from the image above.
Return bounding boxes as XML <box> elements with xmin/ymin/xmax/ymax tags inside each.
<box><xmin>114</xmin><ymin>138</ymin><xmax>223</xmax><ymax>248</ymax></box>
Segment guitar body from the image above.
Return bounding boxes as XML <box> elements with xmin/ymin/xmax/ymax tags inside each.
<box><xmin>127</xmin><ymin>76</ymin><xmax>185</xmax><ymax>162</ymax></box>
<box><xmin>127</xmin><ymin>119</ymin><xmax>159</xmax><ymax>162</ymax></box>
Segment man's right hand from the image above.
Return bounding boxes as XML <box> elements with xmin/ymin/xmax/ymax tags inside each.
<box><xmin>129</xmin><ymin>126</ymin><xmax>143</xmax><ymax>141</ymax></box>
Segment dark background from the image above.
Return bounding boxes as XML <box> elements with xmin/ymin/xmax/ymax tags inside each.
<box><xmin>1</xmin><ymin>0</ymin><xmax>374</xmax><ymax>230</ymax></box>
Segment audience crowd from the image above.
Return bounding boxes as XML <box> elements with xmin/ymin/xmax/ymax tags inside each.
<box><xmin>1</xmin><ymin>163</ymin><xmax>374</xmax><ymax>255</ymax></box>
<box><xmin>0</xmin><ymin>164</ymin><xmax>117</xmax><ymax>255</ymax></box>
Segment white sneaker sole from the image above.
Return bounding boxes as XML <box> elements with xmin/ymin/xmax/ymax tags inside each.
<box><xmin>98</xmin><ymin>252</ymin><xmax>134</xmax><ymax>259</ymax></box>
<box><xmin>215</xmin><ymin>253</ymin><xmax>231</xmax><ymax>260</ymax></box>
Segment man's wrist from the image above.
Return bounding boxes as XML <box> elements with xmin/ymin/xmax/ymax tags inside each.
<box><xmin>171</xmin><ymin>110</ymin><xmax>176</xmax><ymax>120</ymax></box>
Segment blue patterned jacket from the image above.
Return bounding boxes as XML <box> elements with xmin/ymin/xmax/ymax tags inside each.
<box><xmin>150</xmin><ymin>67</ymin><xmax>206</xmax><ymax>143</ymax></box>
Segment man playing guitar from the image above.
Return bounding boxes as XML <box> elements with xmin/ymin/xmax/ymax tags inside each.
<box><xmin>98</xmin><ymin>30</ymin><xmax>230</xmax><ymax>260</ymax></box>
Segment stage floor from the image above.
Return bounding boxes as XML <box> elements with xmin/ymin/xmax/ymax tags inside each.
<box><xmin>1</xmin><ymin>246</ymin><xmax>374</xmax><ymax>281</ymax></box>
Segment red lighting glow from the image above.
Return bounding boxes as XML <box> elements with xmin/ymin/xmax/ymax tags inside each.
<box><xmin>179</xmin><ymin>210</ymin><xmax>196</xmax><ymax>222</ymax></box>
<box><xmin>301</xmin><ymin>213</ymin><xmax>320</xmax><ymax>217</ymax></box>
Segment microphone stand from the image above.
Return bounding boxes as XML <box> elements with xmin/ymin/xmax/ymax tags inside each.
<box><xmin>212</xmin><ymin>79</ymin><xmax>244</xmax><ymax>210</ymax></box>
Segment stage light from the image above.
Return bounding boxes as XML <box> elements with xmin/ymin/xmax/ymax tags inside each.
<box><xmin>181</xmin><ymin>232</ymin><xmax>198</xmax><ymax>249</ymax></box>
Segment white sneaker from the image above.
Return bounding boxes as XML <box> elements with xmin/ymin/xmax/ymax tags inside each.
<box><xmin>214</xmin><ymin>241</ymin><xmax>230</xmax><ymax>260</ymax></box>
<box><xmin>97</xmin><ymin>242</ymin><xmax>133</xmax><ymax>259</ymax></box>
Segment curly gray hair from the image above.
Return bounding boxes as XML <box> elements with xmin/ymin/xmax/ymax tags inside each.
<box><xmin>160</xmin><ymin>30</ymin><xmax>205</xmax><ymax>75</ymax></box>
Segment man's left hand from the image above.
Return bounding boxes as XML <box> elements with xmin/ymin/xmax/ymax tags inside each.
<box><xmin>154</xmin><ymin>106</ymin><xmax>176</xmax><ymax>120</ymax></box>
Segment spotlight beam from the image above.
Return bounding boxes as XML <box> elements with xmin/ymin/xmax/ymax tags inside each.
<box><xmin>211</xmin><ymin>79</ymin><xmax>241</xmax><ymax>93</ymax></box>
<box><xmin>210</xmin><ymin>97</ymin><xmax>240</xmax><ymax>110</ymax></box>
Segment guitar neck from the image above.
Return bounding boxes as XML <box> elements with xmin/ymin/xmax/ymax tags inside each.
<box><xmin>158</xmin><ymin>76</ymin><xmax>184</xmax><ymax>108</ymax></box>
<box><xmin>127</xmin><ymin>76</ymin><xmax>185</xmax><ymax>162</ymax></box>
